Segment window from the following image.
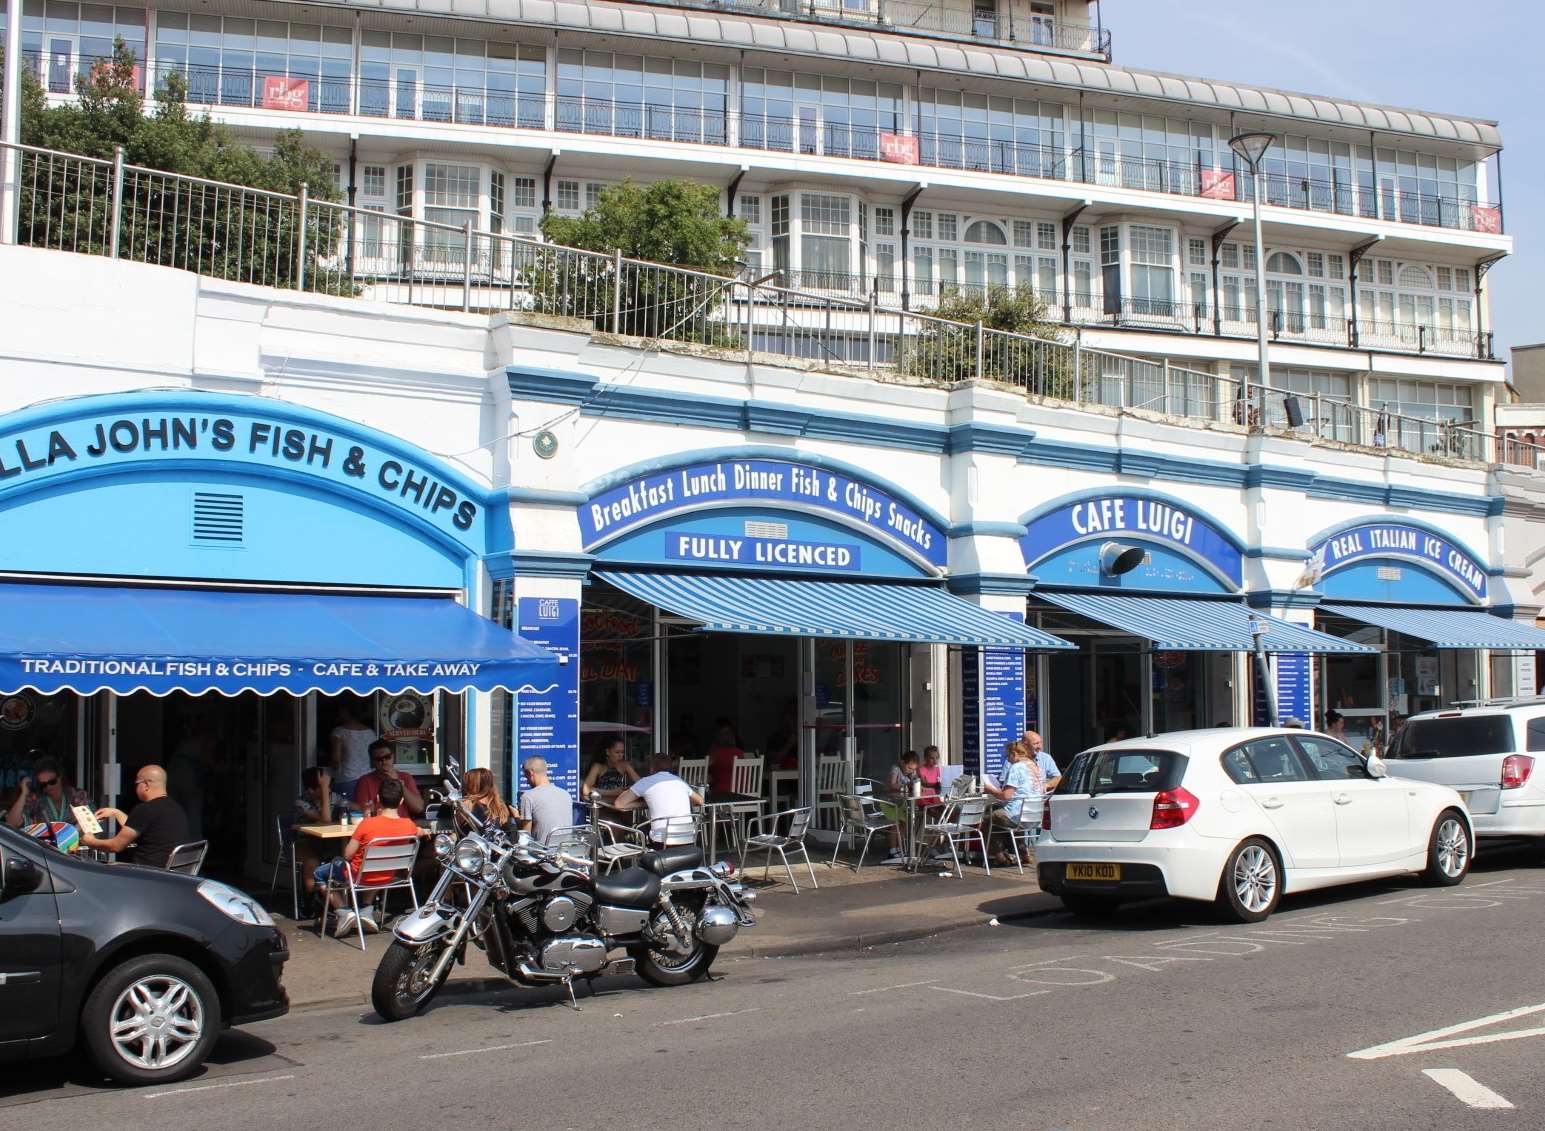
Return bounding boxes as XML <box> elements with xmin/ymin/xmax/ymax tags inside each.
<box><xmin>362</xmin><ymin>165</ymin><xmax>387</xmax><ymax>199</ymax></box>
<box><xmin>510</xmin><ymin>176</ymin><xmax>536</xmax><ymax>209</ymax></box>
<box><xmin>913</xmin><ymin>210</ymin><xmax>933</xmax><ymax>240</ymax></box>
<box><xmin>1072</xmin><ymin>225</ymin><xmax>1090</xmax><ymax>255</ymax></box>
<box><xmin>938</xmin><ymin>212</ymin><xmax>958</xmax><ymax>241</ymax></box>
<box><xmin>800</xmin><ymin>192</ymin><xmax>851</xmax><ymax>284</ymax></box>
<box><xmin>1221</xmin><ymin>748</ymin><xmax>1259</xmax><ymax>784</ymax></box>
<box><xmin>1188</xmin><ymin>237</ymin><xmax>1207</xmax><ymax>267</ymax></box>
<box><xmin>1307</xmin><ymin>251</ymin><xmax>1325</xmax><ymax>278</ymax></box>
<box><xmin>423</xmin><ymin>162</ymin><xmax>479</xmax><ymax>264</ymax></box>
<box><xmin>1527</xmin><ymin>718</ymin><xmax>1545</xmax><ymax>753</ymax></box>
<box><xmin>1389</xmin><ymin>716</ymin><xmax>1513</xmax><ymax>759</ymax></box>
<box><xmin>1099</xmin><ymin>225</ymin><xmax>1121</xmax><ymax>313</ymax></box>
<box><xmin>1069</xmin><ymin>750</ymin><xmax>1189</xmax><ymax>794</ymax></box>
<box><xmin>874</xmin><ymin>206</ymin><xmax>894</xmax><ymax>237</ymax></box>
<box><xmin>359</xmin><ymin>32</ymin><xmax>545</xmax><ymax>126</ymax></box>
<box><xmin>738</xmin><ymin>194</ymin><xmax>761</xmax><ymax>225</ymax></box>
<box><xmin>153</xmin><ymin>12</ymin><xmax>347</xmax><ymax>113</ymax></box>
<box><xmin>1294</xmin><ymin>736</ymin><xmax>1368</xmax><ymax>780</ymax></box>
<box><xmin>584</xmin><ymin>181</ymin><xmax>605</xmax><ymax>209</ymax></box>
<box><xmin>1037</xmin><ymin>221</ymin><xmax>1057</xmax><ymax>251</ymax></box>
<box><xmin>489</xmin><ymin>169</ymin><xmax>504</xmax><ymax>234</ymax></box>
<box><xmin>1013</xmin><ymin>220</ymin><xmax>1034</xmax><ymax>248</ymax></box>
<box><xmin>556</xmin><ymin>179</ymin><xmax>580</xmax><ymax>211</ymax></box>
<box><xmin>1220</xmin><ymin>242</ymin><xmax>1239</xmax><ymax>270</ymax></box>
<box><xmin>964</xmin><ymin>220</ymin><xmax>1007</xmax><ymax>245</ymax></box>
<box><xmin>938</xmin><ymin>247</ymin><xmax>959</xmax><ymax>288</ymax></box>
<box><xmin>913</xmin><ymin>246</ymin><xmax>934</xmax><ymax>295</ymax></box>
<box><xmin>558</xmin><ymin>50</ymin><xmax>730</xmax><ymax>144</ymax></box>
<box><xmin>1129</xmin><ymin>225</ymin><xmax>1175</xmax><ymax>314</ymax></box>
<box><xmin>771</xmin><ymin>194</ymin><xmax>790</xmax><ymax>275</ymax></box>
<box><xmin>1236</xmin><ymin>738</ymin><xmax>1309</xmax><ymax>783</ymax></box>
<box><xmin>742</xmin><ymin>67</ymin><xmax>903</xmax><ymax>159</ymax></box>
<box><xmin>395</xmin><ymin>165</ymin><xmax>414</xmax><ymax>214</ymax></box>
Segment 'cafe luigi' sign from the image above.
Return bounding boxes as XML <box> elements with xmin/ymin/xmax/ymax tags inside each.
<box><xmin>0</xmin><ymin>406</ymin><xmax>487</xmax><ymax>538</ymax></box>
<box><xmin>582</xmin><ymin>458</ymin><xmax>947</xmax><ymax>569</ymax></box>
<box><xmin>1021</xmin><ymin>494</ymin><xmax>1244</xmax><ymax>587</ymax></box>
<box><xmin>1310</xmin><ymin>522</ymin><xmax>1487</xmax><ymax>600</ymax></box>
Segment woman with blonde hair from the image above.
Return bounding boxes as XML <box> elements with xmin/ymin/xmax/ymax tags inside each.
<box><xmin>462</xmin><ymin>767</ymin><xmax>514</xmax><ymax>829</ymax></box>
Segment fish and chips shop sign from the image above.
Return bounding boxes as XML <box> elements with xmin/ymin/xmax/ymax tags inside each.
<box><xmin>0</xmin><ymin>406</ymin><xmax>487</xmax><ymax>539</ymax></box>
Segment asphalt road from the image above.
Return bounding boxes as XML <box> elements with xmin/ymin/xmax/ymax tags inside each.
<box><xmin>8</xmin><ymin>850</ymin><xmax>1545</xmax><ymax>1130</ymax></box>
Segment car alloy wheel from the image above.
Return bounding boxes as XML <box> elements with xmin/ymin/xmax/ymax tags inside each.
<box><xmin>1232</xmin><ymin>843</ymin><xmax>1277</xmax><ymax>915</ymax></box>
<box><xmin>1435</xmin><ymin>817</ymin><xmax>1468</xmax><ymax>879</ymax></box>
<box><xmin>109</xmin><ymin>974</ymin><xmax>206</xmax><ymax>1073</ymax></box>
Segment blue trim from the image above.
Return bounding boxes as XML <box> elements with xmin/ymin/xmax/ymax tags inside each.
<box><xmin>1246</xmin><ymin>466</ymin><xmax>1317</xmax><ymax>491</ymax></box>
<box><xmin>1246</xmin><ymin>589</ymin><xmax>1324</xmax><ymax>610</ymax></box>
<box><xmin>493</xmin><ymin>550</ymin><xmax>595</xmax><ymax>581</ymax></box>
<box><xmin>578</xmin><ymin>445</ymin><xmax>953</xmax><ymax>536</ymax></box>
<box><xmin>503</xmin><ymin>486</ymin><xmax>590</xmax><ymax>505</ymax></box>
<box><xmin>1118</xmin><ymin>451</ymin><xmax>1248</xmax><ymax>486</ymax></box>
<box><xmin>505</xmin><ymin>367</ymin><xmax>600</xmax><ymax>405</ymax></box>
<box><xmin>1246</xmin><ymin>547</ymin><xmax>1314</xmax><ymax>561</ymax></box>
<box><xmin>588</xmin><ymin>387</ymin><xmax>747</xmax><ymax>429</ymax></box>
<box><xmin>1018</xmin><ymin>439</ymin><xmax>1121</xmax><ymax>473</ymax></box>
<box><xmin>1017</xmin><ymin>486</ymin><xmax>1248</xmax><ymax>551</ymax></box>
<box><xmin>948</xmin><ymin>573</ymin><xmax>1041</xmax><ymax>597</ymax></box>
<box><xmin>947</xmin><ymin>424</ymin><xmax>1039</xmax><ymax>458</ymax></box>
<box><xmin>949</xmin><ymin>521</ymin><xmax>1029</xmax><ymax>538</ymax></box>
<box><xmin>1305</xmin><ymin>514</ymin><xmax>1490</xmax><ymax>574</ymax></box>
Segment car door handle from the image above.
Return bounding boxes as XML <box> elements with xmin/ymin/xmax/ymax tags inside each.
<box><xmin>1261</xmin><ymin>798</ymin><xmax>1284</xmax><ymax>809</ymax></box>
<box><xmin>1333</xmin><ymin>794</ymin><xmax>1352</xmax><ymax>805</ymax></box>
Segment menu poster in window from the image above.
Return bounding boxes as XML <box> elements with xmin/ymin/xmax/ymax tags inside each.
<box><xmin>960</xmin><ymin>653</ymin><xmax>981</xmax><ymax>777</ymax></box>
<box><xmin>981</xmin><ymin>643</ymin><xmax>1026</xmax><ymax>783</ymax></box>
<box><xmin>376</xmin><ymin>691</ymin><xmax>435</xmax><ymax>768</ymax></box>
<box><xmin>1274</xmin><ymin>653</ymin><xmax>1311</xmax><ymax>729</ymax></box>
<box><xmin>517</xmin><ymin>596</ymin><xmax>581</xmax><ymax>801</ymax></box>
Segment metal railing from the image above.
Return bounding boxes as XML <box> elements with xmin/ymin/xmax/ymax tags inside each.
<box><xmin>2</xmin><ymin>138</ymin><xmax>1533</xmax><ymax>471</ymax></box>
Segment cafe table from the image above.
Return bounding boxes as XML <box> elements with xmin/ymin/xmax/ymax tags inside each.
<box><xmin>880</xmin><ymin>791</ymin><xmax>951</xmax><ymax>872</ymax></box>
<box><xmin>293</xmin><ymin>820</ymin><xmax>430</xmax><ymax>840</ymax></box>
<box><xmin>698</xmin><ymin>791</ymin><xmax>765</xmax><ymax>860</ymax></box>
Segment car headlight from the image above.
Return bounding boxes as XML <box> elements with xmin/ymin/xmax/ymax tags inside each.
<box><xmin>197</xmin><ymin>880</ymin><xmax>275</xmax><ymax>927</ymax></box>
<box><xmin>433</xmin><ymin>833</ymin><xmax>455</xmax><ymax>861</ymax></box>
<box><xmin>453</xmin><ymin>837</ymin><xmax>486</xmax><ymax>875</ymax></box>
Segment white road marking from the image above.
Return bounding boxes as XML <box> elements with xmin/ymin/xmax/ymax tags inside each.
<box><xmin>930</xmin><ymin>985</ymin><xmax>1050</xmax><ymax>1002</ymax></box>
<box><xmin>1348</xmin><ymin>1002</ymin><xmax>1545</xmax><ymax>1060</ymax></box>
<box><xmin>659</xmin><ymin>1007</ymin><xmax>761</xmax><ymax>1026</ymax></box>
<box><xmin>848</xmin><ymin>979</ymin><xmax>939</xmax><ymax>996</ymax></box>
<box><xmin>419</xmin><ymin>1039</ymin><xmax>552</xmax><ymax>1060</ymax></box>
<box><xmin>1422</xmin><ymin>1069</ymin><xmax>1515</xmax><ymax>1110</ymax></box>
<box><xmin>144</xmin><ymin>1074</ymin><xmax>295</xmax><ymax>1099</ymax></box>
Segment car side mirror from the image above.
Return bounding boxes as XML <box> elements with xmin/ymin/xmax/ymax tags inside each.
<box><xmin>0</xmin><ymin>852</ymin><xmax>45</xmax><ymax>900</ymax></box>
<box><xmin>1365</xmin><ymin>752</ymin><xmax>1388</xmax><ymax>780</ymax></box>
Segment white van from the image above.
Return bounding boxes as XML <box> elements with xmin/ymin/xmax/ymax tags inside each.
<box><xmin>1384</xmin><ymin>702</ymin><xmax>1545</xmax><ymax>842</ymax></box>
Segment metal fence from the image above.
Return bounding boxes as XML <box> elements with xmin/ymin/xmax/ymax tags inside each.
<box><xmin>2</xmin><ymin>139</ymin><xmax>1537</xmax><ymax>471</ymax></box>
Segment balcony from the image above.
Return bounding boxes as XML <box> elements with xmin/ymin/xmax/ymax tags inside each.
<box><xmin>36</xmin><ymin>59</ymin><xmax>1505</xmax><ymax>239</ymax></box>
<box><xmin>640</xmin><ymin>0</ymin><xmax>1113</xmax><ymax>59</ymax></box>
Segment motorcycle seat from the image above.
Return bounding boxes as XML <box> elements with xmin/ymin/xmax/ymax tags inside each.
<box><xmin>594</xmin><ymin>866</ymin><xmax>662</xmax><ymax>909</ymax></box>
<box><xmin>639</xmin><ymin>845</ymin><xmax>704</xmax><ymax>876</ymax></box>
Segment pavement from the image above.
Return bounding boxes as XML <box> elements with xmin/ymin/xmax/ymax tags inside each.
<box><xmin>10</xmin><ymin>848</ymin><xmax>1545</xmax><ymax>1129</ymax></box>
<box><xmin>278</xmin><ymin>850</ymin><xmax>1055</xmax><ymax>1011</ymax></box>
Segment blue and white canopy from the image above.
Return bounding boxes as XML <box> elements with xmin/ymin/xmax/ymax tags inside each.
<box><xmin>1322</xmin><ymin>604</ymin><xmax>1545</xmax><ymax>650</ymax></box>
<box><xmin>0</xmin><ymin>583</ymin><xmax>563</xmax><ymax>697</ymax></box>
<box><xmin>1038</xmin><ymin>592</ymin><xmax>1375</xmax><ymax>653</ymax></box>
<box><xmin>595</xmin><ymin>570</ymin><xmax>1075</xmax><ymax>649</ymax></box>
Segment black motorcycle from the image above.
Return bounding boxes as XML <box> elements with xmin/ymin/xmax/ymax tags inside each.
<box><xmin>371</xmin><ymin>787</ymin><xmax>755</xmax><ymax>1020</ymax></box>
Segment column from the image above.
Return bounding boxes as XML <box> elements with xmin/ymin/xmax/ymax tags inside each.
<box><xmin>509</xmin><ymin>571</ymin><xmax>584</xmax><ymax>802</ymax></box>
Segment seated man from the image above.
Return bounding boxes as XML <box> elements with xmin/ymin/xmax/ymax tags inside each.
<box><xmin>352</xmin><ymin>739</ymin><xmax>425</xmax><ymax>817</ymax></box>
<box><xmin>517</xmin><ymin>756</ymin><xmax>574</xmax><ymax>844</ymax></box>
<box><xmin>316</xmin><ymin>777</ymin><xmax>419</xmax><ymax>937</ymax></box>
<box><xmin>80</xmin><ymin>765</ymin><xmax>190</xmax><ymax>869</ymax></box>
<box><xmin>614</xmin><ymin>754</ymin><xmax>703</xmax><ymax>848</ymax></box>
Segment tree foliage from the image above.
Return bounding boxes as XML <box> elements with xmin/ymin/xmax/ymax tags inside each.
<box><xmin>10</xmin><ymin>40</ymin><xmax>345</xmax><ymax>290</ymax></box>
<box><xmin>530</xmin><ymin>179</ymin><xmax>749</xmax><ymax>341</ymax></box>
<box><xmin>904</xmin><ymin>286</ymin><xmax>1077</xmax><ymax>394</ymax></box>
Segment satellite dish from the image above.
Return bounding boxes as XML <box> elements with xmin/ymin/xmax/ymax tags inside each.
<box><xmin>1099</xmin><ymin>542</ymin><xmax>1145</xmax><ymax>577</ymax></box>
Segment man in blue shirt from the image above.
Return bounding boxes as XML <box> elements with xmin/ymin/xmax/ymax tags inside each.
<box><xmin>1023</xmin><ymin>728</ymin><xmax>1062</xmax><ymax>793</ymax></box>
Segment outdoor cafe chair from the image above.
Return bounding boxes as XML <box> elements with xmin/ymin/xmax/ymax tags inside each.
<box><xmin>743</xmin><ymin>806</ymin><xmax>819</xmax><ymax>893</ymax></box>
<box><xmin>921</xmin><ymin>797</ymin><xmax>990</xmax><ymax>877</ymax></box>
<box><xmin>814</xmin><ymin>755</ymin><xmax>850</xmax><ymax>830</ymax></box>
<box><xmin>829</xmin><ymin>793</ymin><xmax>895</xmax><ymax>872</ymax></box>
<box><xmin>165</xmin><ymin>839</ymin><xmax>208</xmax><ymax>876</ymax></box>
<box><xmin>270</xmin><ymin>814</ymin><xmax>299</xmax><ymax>920</ymax></box>
<box><xmin>677</xmin><ymin>757</ymin><xmax>710</xmax><ymax>789</ymax></box>
<box><xmin>989</xmin><ymin>804</ymin><xmax>1043</xmax><ymax>876</ymax></box>
<box><xmin>319</xmin><ymin>835</ymin><xmax>420</xmax><ymax>950</ymax></box>
<box><xmin>594</xmin><ymin>820</ymin><xmax>649</xmax><ymax>872</ymax></box>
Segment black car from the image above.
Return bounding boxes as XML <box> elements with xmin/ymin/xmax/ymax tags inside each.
<box><xmin>0</xmin><ymin>824</ymin><xmax>289</xmax><ymax>1086</ymax></box>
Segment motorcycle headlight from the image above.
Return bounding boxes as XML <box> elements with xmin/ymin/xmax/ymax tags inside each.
<box><xmin>433</xmin><ymin>833</ymin><xmax>455</xmax><ymax>861</ymax></box>
<box><xmin>453</xmin><ymin>837</ymin><xmax>486</xmax><ymax>875</ymax></box>
<box><xmin>481</xmin><ymin>860</ymin><xmax>501</xmax><ymax>885</ymax></box>
<box><xmin>197</xmin><ymin>880</ymin><xmax>275</xmax><ymax>927</ymax></box>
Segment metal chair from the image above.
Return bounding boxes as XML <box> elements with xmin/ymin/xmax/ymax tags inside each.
<box><xmin>829</xmin><ymin>793</ymin><xmax>896</xmax><ymax>872</ymax></box>
<box><xmin>319</xmin><ymin>835</ymin><xmax>420</xmax><ymax>950</ymax></box>
<box><xmin>644</xmin><ymin>812</ymin><xmax>703</xmax><ymax>850</ymax></box>
<box><xmin>948</xmin><ymin>774</ymin><xmax>979</xmax><ymax>799</ymax></box>
<box><xmin>677</xmin><ymin>757</ymin><xmax>710</xmax><ymax>790</ymax></box>
<box><xmin>920</xmin><ymin>797</ymin><xmax>990</xmax><ymax>877</ymax></box>
<box><xmin>594</xmin><ymin>820</ymin><xmax>649</xmax><ymax>872</ymax></box>
<box><xmin>270</xmin><ymin>815</ymin><xmax>300</xmax><ymax>920</ymax></box>
<box><xmin>992</xmin><ymin>806</ymin><xmax>1043</xmax><ymax>876</ymax></box>
<box><xmin>164</xmin><ymin>840</ymin><xmax>209</xmax><ymax>876</ymax></box>
<box><xmin>743</xmin><ymin>807</ymin><xmax>819</xmax><ymax>893</ymax></box>
<box><xmin>814</xmin><ymin>755</ymin><xmax>851</xmax><ymax>830</ymax></box>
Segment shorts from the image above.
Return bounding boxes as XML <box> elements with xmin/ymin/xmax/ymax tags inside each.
<box><xmin>314</xmin><ymin>858</ymin><xmax>351</xmax><ymax>885</ymax></box>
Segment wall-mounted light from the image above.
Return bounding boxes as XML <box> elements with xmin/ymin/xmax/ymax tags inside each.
<box><xmin>1099</xmin><ymin>542</ymin><xmax>1144</xmax><ymax>577</ymax></box>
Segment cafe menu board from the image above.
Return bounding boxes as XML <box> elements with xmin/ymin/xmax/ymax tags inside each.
<box><xmin>981</xmin><ymin>643</ymin><xmax>1026</xmax><ymax>783</ymax></box>
<box><xmin>516</xmin><ymin>596</ymin><xmax>580</xmax><ymax>800</ymax></box>
<box><xmin>1274</xmin><ymin>653</ymin><xmax>1312</xmax><ymax>728</ymax></box>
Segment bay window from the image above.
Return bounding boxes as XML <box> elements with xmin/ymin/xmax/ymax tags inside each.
<box><xmin>1128</xmin><ymin>225</ymin><xmax>1175</xmax><ymax>316</ymax></box>
<box><xmin>423</xmin><ymin>163</ymin><xmax>480</xmax><ymax>266</ymax></box>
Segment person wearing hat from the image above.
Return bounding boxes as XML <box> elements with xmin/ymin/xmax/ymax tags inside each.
<box><xmin>4</xmin><ymin>753</ymin><xmax>93</xmax><ymax>830</ymax></box>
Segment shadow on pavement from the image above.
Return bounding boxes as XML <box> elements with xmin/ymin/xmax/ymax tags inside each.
<box><xmin>0</xmin><ymin>1030</ymin><xmax>286</xmax><ymax>1104</ymax></box>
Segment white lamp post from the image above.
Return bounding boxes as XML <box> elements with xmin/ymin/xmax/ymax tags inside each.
<box><xmin>1229</xmin><ymin>131</ymin><xmax>1276</xmax><ymax>425</ymax></box>
<box><xmin>1248</xmin><ymin>613</ymin><xmax>1278</xmax><ymax>728</ymax></box>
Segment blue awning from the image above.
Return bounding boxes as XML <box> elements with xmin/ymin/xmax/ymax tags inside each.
<box><xmin>1037</xmin><ymin>592</ymin><xmax>1375</xmax><ymax>653</ymax></box>
<box><xmin>595</xmin><ymin>570</ymin><xmax>1075</xmax><ymax>649</ymax></box>
<box><xmin>0</xmin><ymin>583</ymin><xmax>563</xmax><ymax>697</ymax></box>
<box><xmin>1322</xmin><ymin>604</ymin><xmax>1545</xmax><ymax>649</ymax></box>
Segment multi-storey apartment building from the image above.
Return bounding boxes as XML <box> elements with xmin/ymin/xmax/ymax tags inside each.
<box><xmin>5</xmin><ymin>0</ymin><xmax>1509</xmax><ymax>432</ymax></box>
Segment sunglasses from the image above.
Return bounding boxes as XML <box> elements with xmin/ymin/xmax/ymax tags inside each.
<box><xmin>35</xmin><ymin>777</ymin><xmax>59</xmax><ymax>788</ymax></box>
<box><xmin>371</xmin><ymin>754</ymin><xmax>392</xmax><ymax>763</ymax></box>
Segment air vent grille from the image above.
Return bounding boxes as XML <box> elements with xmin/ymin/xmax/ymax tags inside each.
<box><xmin>193</xmin><ymin>491</ymin><xmax>244</xmax><ymax>545</ymax></box>
<box><xmin>745</xmin><ymin>520</ymin><xmax>789</xmax><ymax>539</ymax></box>
<box><xmin>1376</xmin><ymin>566</ymin><xmax>1403</xmax><ymax>582</ymax></box>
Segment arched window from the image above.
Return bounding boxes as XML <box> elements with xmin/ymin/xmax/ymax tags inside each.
<box><xmin>964</xmin><ymin>220</ymin><xmax>1008</xmax><ymax>245</ymax></box>
<box><xmin>1399</xmin><ymin>265</ymin><xmax>1434</xmax><ymax>290</ymax></box>
<box><xmin>1266</xmin><ymin>251</ymin><xmax>1303</xmax><ymax>275</ymax></box>
<box><xmin>1265</xmin><ymin>250</ymin><xmax>1307</xmax><ymax>333</ymax></box>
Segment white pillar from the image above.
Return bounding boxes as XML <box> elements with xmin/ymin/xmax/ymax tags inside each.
<box><xmin>2</xmin><ymin>0</ymin><xmax>25</xmax><ymax>245</ymax></box>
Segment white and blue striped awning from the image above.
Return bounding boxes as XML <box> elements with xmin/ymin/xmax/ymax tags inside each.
<box><xmin>1038</xmin><ymin>592</ymin><xmax>1375</xmax><ymax>653</ymax></box>
<box><xmin>594</xmin><ymin>571</ymin><xmax>1075</xmax><ymax>650</ymax></box>
<box><xmin>1322</xmin><ymin>604</ymin><xmax>1545</xmax><ymax>649</ymax></box>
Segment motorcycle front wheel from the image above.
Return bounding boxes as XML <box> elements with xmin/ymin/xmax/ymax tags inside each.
<box><xmin>630</xmin><ymin>904</ymin><xmax>718</xmax><ymax>987</ymax></box>
<box><xmin>372</xmin><ymin>940</ymin><xmax>450</xmax><ymax>1021</ymax></box>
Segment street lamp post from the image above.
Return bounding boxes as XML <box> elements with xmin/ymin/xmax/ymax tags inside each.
<box><xmin>1248</xmin><ymin>614</ymin><xmax>1278</xmax><ymax>728</ymax></box>
<box><xmin>1229</xmin><ymin>131</ymin><xmax>1276</xmax><ymax>427</ymax></box>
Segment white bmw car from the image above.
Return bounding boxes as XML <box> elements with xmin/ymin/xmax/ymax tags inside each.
<box><xmin>1035</xmin><ymin>728</ymin><xmax>1474</xmax><ymax>922</ymax></box>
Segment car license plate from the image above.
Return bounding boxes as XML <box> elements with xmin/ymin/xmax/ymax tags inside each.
<box><xmin>1066</xmin><ymin>862</ymin><xmax>1121</xmax><ymax>882</ymax></box>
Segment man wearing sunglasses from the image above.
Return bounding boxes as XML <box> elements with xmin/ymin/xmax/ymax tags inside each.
<box><xmin>79</xmin><ymin>764</ymin><xmax>190</xmax><ymax>869</ymax></box>
<box><xmin>350</xmin><ymin>739</ymin><xmax>426</xmax><ymax>817</ymax></box>
<box><xmin>4</xmin><ymin>754</ymin><xmax>93</xmax><ymax>829</ymax></box>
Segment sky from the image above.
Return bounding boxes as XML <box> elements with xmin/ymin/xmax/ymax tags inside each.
<box><xmin>1104</xmin><ymin>0</ymin><xmax>1544</xmax><ymax>367</ymax></box>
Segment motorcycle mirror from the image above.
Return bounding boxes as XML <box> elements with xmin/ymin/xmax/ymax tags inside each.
<box><xmin>443</xmin><ymin>756</ymin><xmax>463</xmax><ymax>792</ymax></box>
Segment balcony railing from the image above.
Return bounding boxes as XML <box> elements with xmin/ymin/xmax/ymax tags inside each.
<box><xmin>32</xmin><ymin>57</ymin><xmax>1505</xmax><ymax>237</ymax></box>
<box><xmin>643</xmin><ymin>0</ymin><xmax>1113</xmax><ymax>57</ymax></box>
<box><xmin>2</xmin><ymin>138</ymin><xmax>1523</xmax><ymax>471</ymax></box>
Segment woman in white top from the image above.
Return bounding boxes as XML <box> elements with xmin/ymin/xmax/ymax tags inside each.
<box><xmin>330</xmin><ymin>699</ymin><xmax>378</xmax><ymax>793</ymax></box>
